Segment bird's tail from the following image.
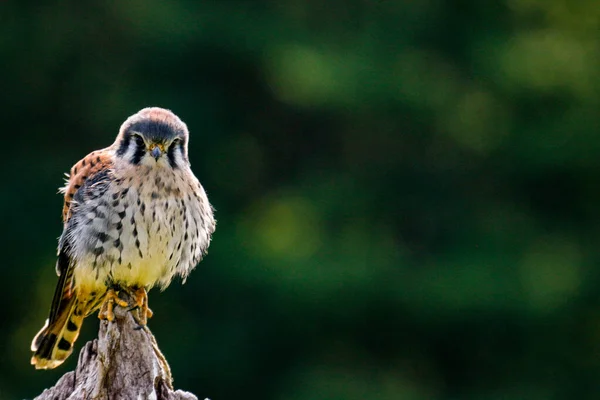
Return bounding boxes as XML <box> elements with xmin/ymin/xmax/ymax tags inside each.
<box><xmin>30</xmin><ymin>295</ymin><xmax>85</xmax><ymax>369</ymax></box>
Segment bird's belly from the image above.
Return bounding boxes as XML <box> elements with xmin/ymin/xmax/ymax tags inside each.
<box><xmin>110</xmin><ymin>251</ymin><xmax>172</xmax><ymax>288</ymax></box>
<box><xmin>73</xmin><ymin>195</ymin><xmax>187</xmax><ymax>292</ymax></box>
<box><xmin>70</xmin><ymin>167</ymin><xmax>211</xmax><ymax>293</ymax></box>
<box><xmin>74</xmin><ymin>256</ymin><xmax>169</xmax><ymax>292</ymax></box>
<box><xmin>111</xmin><ymin>203</ymin><xmax>185</xmax><ymax>288</ymax></box>
<box><xmin>74</xmin><ymin>235</ymin><xmax>178</xmax><ymax>292</ymax></box>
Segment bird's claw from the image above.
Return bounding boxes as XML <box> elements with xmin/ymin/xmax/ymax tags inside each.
<box><xmin>125</xmin><ymin>287</ymin><xmax>153</xmax><ymax>327</ymax></box>
<box><xmin>98</xmin><ymin>288</ymin><xmax>129</xmax><ymax>321</ymax></box>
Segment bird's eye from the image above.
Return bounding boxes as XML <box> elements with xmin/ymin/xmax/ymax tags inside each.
<box><xmin>133</xmin><ymin>134</ymin><xmax>145</xmax><ymax>146</ymax></box>
<box><xmin>127</xmin><ymin>133</ymin><xmax>147</xmax><ymax>164</ymax></box>
<box><xmin>169</xmin><ymin>138</ymin><xmax>183</xmax><ymax>150</ymax></box>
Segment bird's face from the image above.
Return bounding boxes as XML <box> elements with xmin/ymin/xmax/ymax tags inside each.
<box><xmin>126</xmin><ymin>130</ymin><xmax>186</xmax><ymax>168</ymax></box>
<box><xmin>115</xmin><ymin>108</ymin><xmax>189</xmax><ymax>169</ymax></box>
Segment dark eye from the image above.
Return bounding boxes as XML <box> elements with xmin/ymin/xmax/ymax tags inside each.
<box><xmin>134</xmin><ymin>134</ymin><xmax>145</xmax><ymax>147</ymax></box>
<box><xmin>169</xmin><ymin>138</ymin><xmax>183</xmax><ymax>151</ymax></box>
<box><xmin>128</xmin><ymin>133</ymin><xmax>147</xmax><ymax>164</ymax></box>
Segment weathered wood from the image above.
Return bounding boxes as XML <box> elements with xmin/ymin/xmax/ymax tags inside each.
<box><xmin>33</xmin><ymin>296</ymin><xmax>199</xmax><ymax>400</ymax></box>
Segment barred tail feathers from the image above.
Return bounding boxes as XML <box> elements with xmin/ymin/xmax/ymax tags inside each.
<box><xmin>30</xmin><ymin>296</ymin><xmax>84</xmax><ymax>370</ymax></box>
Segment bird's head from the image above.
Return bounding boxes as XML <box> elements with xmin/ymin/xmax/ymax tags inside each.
<box><xmin>115</xmin><ymin>107</ymin><xmax>189</xmax><ymax>169</ymax></box>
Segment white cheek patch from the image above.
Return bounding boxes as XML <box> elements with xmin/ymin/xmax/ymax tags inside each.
<box><xmin>174</xmin><ymin>146</ymin><xmax>187</xmax><ymax>168</ymax></box>
<box><xmin>124</xmin><ymin>142</ymin><xmax>140</xmax><ymax>164</ymax></box>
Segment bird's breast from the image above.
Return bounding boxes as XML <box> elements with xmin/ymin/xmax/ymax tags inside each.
<box><xmin>72</xmin><ymin>166</ymin><xmax>211</xmax><ymax>292</ymax></box>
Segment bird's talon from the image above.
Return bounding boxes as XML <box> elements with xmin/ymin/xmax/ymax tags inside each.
<box><xmin>127</xmin><ymin>287</ymin><xmax>152</xmax><ymax>326</ymax></box>
<box><xmin>114</xmin><ymin>297</ymin><xmax>129</xmax><ymax>308</ymax></box>
<box><xmin>98</xmin><ymin>288</ymin><xmax>128</xmax><ymax>321</ymax></box>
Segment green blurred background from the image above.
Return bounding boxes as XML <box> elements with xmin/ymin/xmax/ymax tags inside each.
<box><xmin>2</xmin><ymin>1</ymin><xmax>600</xmax><ymax>399</ymax></box>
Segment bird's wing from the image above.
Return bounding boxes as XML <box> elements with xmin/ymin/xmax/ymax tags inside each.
<box><xmin>61</xmin><ymin>148</ymin><xmax>113</xmax><ymax>223</ymax></box>
<box><xmin>48</xmin><ymin>149</ymin><xmax>113</xmax><ymax>322</ymax></box>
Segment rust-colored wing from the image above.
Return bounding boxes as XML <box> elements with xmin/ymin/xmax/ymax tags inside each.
<box><xmin>55</xmin><ymin>146</ymin><xmax>114</xmax><ymax>288</ymax></box>
<box><xmin>61</xmin><ymin>148</ymin><xmax>113</xmax><ymax>223</ymax></box>
<box><xmin>32</xmin><ymin>148</ymin><xmax>115</xmax><ymax>369</ymax></box>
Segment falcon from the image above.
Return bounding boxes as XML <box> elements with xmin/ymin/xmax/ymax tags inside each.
<box><xmin>31</xmin><ymin>107</ymin><xmax>216</xmax><ymax>369</ymax></box>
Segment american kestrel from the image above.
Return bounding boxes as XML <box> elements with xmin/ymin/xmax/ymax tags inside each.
<box><xmin>30</xmin><ymin>107</ymin><xmax>216</xmax><ymax>369</ymax></box>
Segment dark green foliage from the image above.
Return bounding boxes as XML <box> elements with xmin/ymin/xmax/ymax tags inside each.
<box><xmin>2</xmin><ymin>1</ymin><xmax>599</xmax><ymax>399</ymax></box>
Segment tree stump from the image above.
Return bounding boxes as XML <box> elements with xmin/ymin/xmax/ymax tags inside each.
<box><xmin>33</xmin><ymin>293</ymin><xmax>200</xmax><ymax>400</ymax></box>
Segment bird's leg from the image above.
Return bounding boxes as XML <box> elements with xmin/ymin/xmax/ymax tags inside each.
<box><xmin>126</xmin><ymin>287</ymin><xmax>153</xmax><ymax>326</ymax></box>
<box><xmin>98</xmin><ymin>288</ymin><xmax>128</xmax><ymax>322</ymax></box>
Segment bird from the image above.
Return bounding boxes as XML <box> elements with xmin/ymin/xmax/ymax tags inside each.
<box><xmin>30</xmin><ymin>107</ymin><xmax>216</xmax><ymax>370</ymax></box>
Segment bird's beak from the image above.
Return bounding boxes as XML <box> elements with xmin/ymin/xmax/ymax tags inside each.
<box><xmin>149</xmin><ymin>143</ymin><xmax>165</xmax><ymax>160</ymax></box>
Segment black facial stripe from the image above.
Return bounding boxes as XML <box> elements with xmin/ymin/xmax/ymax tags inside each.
<box><xmin>116</xmin><ymin>132</ymin><xmax>131</xmax><ymax>157</ymax></box>
<box><xmin>167</xmin><ymin>141</ymin><xmax>178</xmax><ymax>168</ymax></box>
<box><xmin>131</xmin><ymin>135</ymin><xmax>146</xmax><ymax>164</ymax></box>
<box><xmin>167</xmin><ymin>141</ymin><xmax>186</xmax><ymax>168</ymax></box>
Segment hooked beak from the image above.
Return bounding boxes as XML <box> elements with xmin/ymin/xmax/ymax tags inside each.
<box><xmin>149</xmin><ymin>143</ymin><xmax>165</xmax><ymax>160</ymax></box>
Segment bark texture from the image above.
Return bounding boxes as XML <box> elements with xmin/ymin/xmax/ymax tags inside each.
<box><xmin>33</xmin><ymin>298</ymin><xmax>199</xmax><ymax>400</ymax></box>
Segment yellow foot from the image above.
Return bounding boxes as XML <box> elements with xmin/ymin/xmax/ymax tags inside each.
<box><xmin>98</xmin><ymin>289</ymin><xmax>128</xmax><ymax>321</ymax></box>
<box><xmin>127</xmin><ymin>287</ymin><xmax>153</xmax><ymax>326</ymax></box>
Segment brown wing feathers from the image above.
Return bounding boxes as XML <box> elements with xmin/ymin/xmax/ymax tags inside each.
<box><xmin>62</xmin><ymin>149</ymin><xmax>113</xmax><ymax>222</ymax></box>
<box><xmin>31</xmin><ymin>150</ymin><xmax>113</xmax><ymax>369</ymax></box>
